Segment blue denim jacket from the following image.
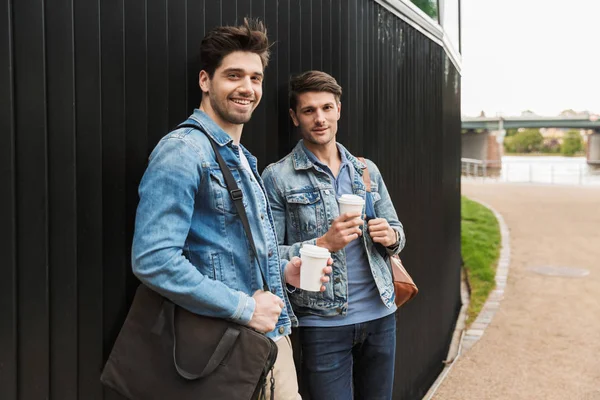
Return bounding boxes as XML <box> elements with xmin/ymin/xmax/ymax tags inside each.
<box><xmin>131</xmin><ymin>109</ymin><xmax>296</xmax><ymax>338</ymax></box>
<box><xmin>261</xmin><ymin>140</ymin><xmax>406</xmax><ymax>317</ymax></box>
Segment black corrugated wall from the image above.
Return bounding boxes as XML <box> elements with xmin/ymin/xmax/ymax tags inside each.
<box><xmin>0</xmin><ymin>1</ymin><xmax>461</xmax><ymax>399</ymax></box>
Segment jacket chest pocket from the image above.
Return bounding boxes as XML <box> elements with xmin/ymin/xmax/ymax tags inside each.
<box><xmin>209</xmin><ymin>168</ymin><xmax>246</xmax><ymax>215</ymax></box>
<box><xmin>285</xmin><ymin>190</ymin><xmax>323</xmax><ymax>239</ymax></box>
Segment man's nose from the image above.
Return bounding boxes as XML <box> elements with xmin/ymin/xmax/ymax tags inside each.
<box><xmin>238</xmin><ymin>77</ymin><xmax>253</xmax><ymax>94</ymax></box>
<box><xmin>315</xmin><ymin>110</ymin><xmax>326</xmax><ymax>124</ymax></box>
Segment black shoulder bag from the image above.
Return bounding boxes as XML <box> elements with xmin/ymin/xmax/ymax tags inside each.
<box><xmin>100</xmin><ymin>123</ymin><xmax>277</xmax><ymax>400</ymax></box>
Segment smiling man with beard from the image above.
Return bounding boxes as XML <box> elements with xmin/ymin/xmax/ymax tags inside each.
<box><xmin>131</xmin><ymin>20</ymin><xmax>331</xmax><ymax>400</ymax></box>
<box><xmin>262</xmin><ymin>71</ymin><xmax>406</xmax><ymax>400</ymax></box>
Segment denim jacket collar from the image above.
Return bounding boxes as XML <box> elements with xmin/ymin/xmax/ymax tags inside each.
<box><xmin>184</xmin><ymin>109</ymin><xmax>262</xmax><ymax>174</ymax></box>
<box><xmin>189</xmin><ymin>109</ymin><xmax>234</xmax><ymax>147</ymax></box>
<box><xmin>292</xmin><ymin>140</ymin><xmax>367</xmax><ymax>175</ymax></box>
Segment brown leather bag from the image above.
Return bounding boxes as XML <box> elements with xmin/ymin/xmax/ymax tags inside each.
<box><xmin>358</xmin><ymin>157</ymin><xmax>418</xmax><ymax>307</ymax></box>
<box><xmin>388</xmin><ymin>255</ymin><xmax>418</xmax><ymax>307</ymax></box>
<box><xmin>100</xmin><ymin>285</ymin><xmax>278</xmax><ymax>400</ymax></box>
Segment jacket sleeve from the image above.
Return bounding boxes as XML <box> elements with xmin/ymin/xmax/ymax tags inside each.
<box><xmin>131</xmin><ymin>136</ymin><xmax>255</xmax><ymax>324</ymax></box>
<box><xmin>367</xmin><ymin>159</ymin><xmax>406</xmax><ymax>255</ymax></box>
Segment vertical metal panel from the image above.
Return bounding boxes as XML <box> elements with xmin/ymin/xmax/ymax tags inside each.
<box><xmin>329</xmin><ymin>0</ymin><xmax>341</xmax><ymax>82</ymax></box>
<box><xmin>221</xmin><ymin>0</ymin><xmax>237</xmax><ymax>25</ymax></box>
<box><xmin>344</xmin><ymin>0</ymin><xmax>358</xmax><ymax>150</ymax></box>
<box><xmin>339</xmin><ymin>0</ymin><xmax>349</xmax><ymax>135</ymax></box>
<box><xmin>300</xmin><ymin>0</ymin><xmax>313</xmax><ymax>72</ymax></box>
<box><xmin>147</xmin><ymin>0</ymin><xmax>169</xmax><ymax>145</ymax></box>
<box><xmin>45</xmin><ymin>0</ymin><xmax>78</xmax><ymax>397</ymax></box>
<box><xmin>2</xmin><ymin>0</ymin><xmax>462</xmax><ymax>398</ymax></box>
<box><xmin>245</xmin><ymin>0</ymin><xmax>271</xmax><ymax>169</ymax></box>
<box><xmin>276</xmin><ymin>0</ymin><xmax>292</xmax><ymax>160</ymax></box>
<box><xmin>185</xmin><ymin>0</ymin><xmax>204</xmax><ymax>111</ymax></box>
<box><xmin>13</xmin><ymin>0</ymin><xmax>50</xmax><ymax>397</ymax></box>
<box><xmin>73</xmin><ymin>0</ymin><xmax>104</xmax><ymax>397</ymax></box>
<box><xmin>311</xmin><ymin>0</ymin><xmax>322</xmax><ymax>70</ymax></box>
<box><xmin>261</xmin><ymin>0</ymin><xmax>280</xmax><ymax>168</ymax></box>
<box><xmin>0</xmin><ymin>0</ymin><xmax>17</xmax><ymax>397</ymax></box>
<box><xmin>124</xmin><ymin>0</ymin><xmax>149</xmax><ymax>312</ymax></box>
<box><xmin>288</xmin><ymin>0</ymin><xmax>301</xmax><ymax>76</ymax></box>
<box><xmin>167</xmin><ymin>0</ymin><xmax>188</xmax><ymax>127</ymax></box>
<box><xmin>99</xmin><ymin>6</ymin><xmax>128</xmax><ymax>396</ymax></box>
<box><xmin>204</xmin><ymin>0</ymin><xmax>222</xmax><ymax>31</ymax></box>
<box><xmin>321</xmin><ymin>0</ymin><xmax>332</xmax><ymax>74</ymax></box>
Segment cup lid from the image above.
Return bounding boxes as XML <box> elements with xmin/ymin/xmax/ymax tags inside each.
<box><xmin>300</xmin><ymin>244</ymin><xmax>330</xmax><ymax>258</ymax></box>
<box><xmin>338</xmin><ymin>194</ymin><xmax>365</xmax><ymax>205</ymax></box>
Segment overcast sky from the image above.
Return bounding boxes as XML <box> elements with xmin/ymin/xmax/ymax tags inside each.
<box><xmin>460</xmin><ymin>0</ymin><xmax>600</xmax><ymax>117</ymax></box>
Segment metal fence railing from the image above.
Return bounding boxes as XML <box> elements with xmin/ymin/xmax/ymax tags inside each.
<box><xmin>461</xmin><ymin>158</ymin><xmax>600</xmax><ymax>186</ymax></box>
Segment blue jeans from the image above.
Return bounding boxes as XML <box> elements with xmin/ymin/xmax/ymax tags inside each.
<box><xmin>299</xmin><ymin>314</ymin><xmax>397</xmax><ymax>400</ymax></box>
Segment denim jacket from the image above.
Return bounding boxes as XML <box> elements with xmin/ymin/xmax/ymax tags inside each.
<box><xmin>131</xmin><ymin>109</ymin><xmax>296</xmax><ymax>338</ymax></box>
<box><xmin>261</xmin><ymin>140</ymin><xmax>406</xmax><ymax>317</ymax></box>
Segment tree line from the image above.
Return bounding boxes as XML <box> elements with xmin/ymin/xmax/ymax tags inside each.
<box><xmin>503</xmin><ymin>129</ymin><xmax>584</xmax><ymax>156</ymax></box>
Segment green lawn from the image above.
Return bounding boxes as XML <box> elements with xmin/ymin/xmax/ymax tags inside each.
<box><xmin>461</xmin><ymin>196</ymin><xmax>501</xmax><ymax>326</ymax></box>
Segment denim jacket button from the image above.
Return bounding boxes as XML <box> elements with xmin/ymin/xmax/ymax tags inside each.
<box><xmin>268</xmin><ymin>250</ymin><xmax>273</xmax><ymax>257</ymax></box>
<box><xmin>335</xmin><ymin>277</ymin><xmax>341</xmax><ymax>284</ymax></box>
<box><xmin>278</xmin><ymin>326</ymin><xmax>285</xmax><ymax>334</ymax></box>
<box><xmin>260</xmin><ymin>213</ymin><xmax>265</xmax><ymax>220</ymax></box>
<box><xmin>336</xmin><ymin>307</ymin><xmax>342</xmax><ymax>314</ymax></box>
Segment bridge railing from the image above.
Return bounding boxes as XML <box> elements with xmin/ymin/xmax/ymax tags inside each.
<box><xmin>461</xmin><ymin>158</ymin><xmax>600</xmax><ymax>185</ymax></box>
<box><xmin>461</xmin><ymin>158</ymin><xmax>501</xmax><ymax>178</ymax></box>
<box><xmin>461</xmin><ymin>158</ymin><xmax>484</xmax><ymax>177</ymax></box>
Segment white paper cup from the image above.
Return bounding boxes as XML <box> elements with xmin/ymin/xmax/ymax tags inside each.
<box><xmin>338</xmin><ymin>194</ymin><xmax>365</xmax><ymax>216</ymax></box>
<box><xmin>299</xmin><ymin>245</ymin><xmax>330</xmax><ymax>292</ymax></box>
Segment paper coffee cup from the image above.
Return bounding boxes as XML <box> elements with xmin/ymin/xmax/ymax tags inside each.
<box><xmin>299</xmin><ymin>244</ymin><xmax>330</xmax><ymax>292</ymax></box>
<box><xmin>338</xmin><ymin>194</ymin><xmax>365</xmax><ymax>215</ymax></box>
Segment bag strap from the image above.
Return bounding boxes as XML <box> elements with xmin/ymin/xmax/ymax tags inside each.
<box><xmin>161</xmin><ymin>301</ymin><xmax>240</xmax><ymax>380</ymax></box>
<box><xmin>357</xmin><ymin>157</ymin><xmax>377</xmax><ymax>220</ymax></box>
<box><xmin>357</xmin><ymin>157</ymin><xmax>371</xmax><ymax>191</ymax></box>
<box><xmin>357</xmin><ymin>157</ymin><xmax>389</xmax><ymax>260</ymax></box>
<box><xmin>178</xmin><ymin>122</ymin><xmax>269</xmax><ymax>292</ymax></box>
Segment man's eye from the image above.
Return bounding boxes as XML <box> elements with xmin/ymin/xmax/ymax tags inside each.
<box><xmin>228</xmin><ymin>74</ymin><xmax>239</xmax><ymax>79</ymax></box>
<box><xmin>304</xmin><ymin>109</ymin><xmax>313</xmax><ymax>114</ymax></box>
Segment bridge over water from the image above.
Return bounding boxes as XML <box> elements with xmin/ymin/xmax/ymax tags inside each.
<box><xmin>462</xmin><ymin>115</ymin><xmax>600</xmax><ymax>130</ymax></box>
<box><xmin>461</xmin><ymin>116</ymin><xmax>600</xmax><ymax>165</ymax></box>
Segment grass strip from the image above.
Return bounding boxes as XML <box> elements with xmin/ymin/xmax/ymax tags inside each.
<box><xmin>461</xmin><ymin>196</ymin><xmax>501</xmax><ymax>327</ymax></box>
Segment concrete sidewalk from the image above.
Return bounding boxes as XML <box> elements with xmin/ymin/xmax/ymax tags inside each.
<box><xmin>434</xmin><ymin>183</ymin><xmax>600</xmax><ymax>400</ymax></box>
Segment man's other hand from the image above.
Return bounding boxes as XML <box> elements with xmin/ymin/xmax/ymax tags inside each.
<box><xmin>367</xmin><ymin>218</ymin><xmax>397</xmax><ymax>247</ymax></box>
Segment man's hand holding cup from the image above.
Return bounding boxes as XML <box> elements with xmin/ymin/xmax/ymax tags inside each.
<box><xmin>284</xmin><ymin>256</ymin><xmax>333</xmax><ymax>292</ymax></box>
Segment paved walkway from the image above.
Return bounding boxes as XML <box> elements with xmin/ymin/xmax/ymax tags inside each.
<box><xmin>434</xmin><ymin>182</ymin><xmax>600</xmax><ymax>400</ymax></box>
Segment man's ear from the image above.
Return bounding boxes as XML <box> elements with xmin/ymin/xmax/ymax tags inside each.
<box><xmin>289</xmin><ymin>108</ymin><xmax>300</xmax><ymax>127</ymax></box>
<box><xmin>199</xmin><ymin>70</ymin><xmax>210</xmax><ymax>94</ymax></box>
<box><xmin>337</xmin><ymin>102</ymin><xmax>342</xmax><ymax>120</ymax></box>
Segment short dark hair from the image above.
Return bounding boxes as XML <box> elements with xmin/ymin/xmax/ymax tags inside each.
<box><xmin>200</xmin><ymin>18</ymin><xmax>270</xmax><ymax>77</ymax></box>
<box><xmin>289</xmin><ymin>71</ymin><xmax>343</xmax><ymax>111</ymax></box>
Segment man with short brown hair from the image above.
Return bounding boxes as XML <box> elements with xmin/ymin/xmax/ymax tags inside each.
<box><xmin>132</xmin><ymin>21</ymin><xmax>329</xmax><ymax>399</ymax></box>
<box><xmin>262</xmin><ymin>70</ymin><xmax>405</xmax><ymax>399</ymax></box>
